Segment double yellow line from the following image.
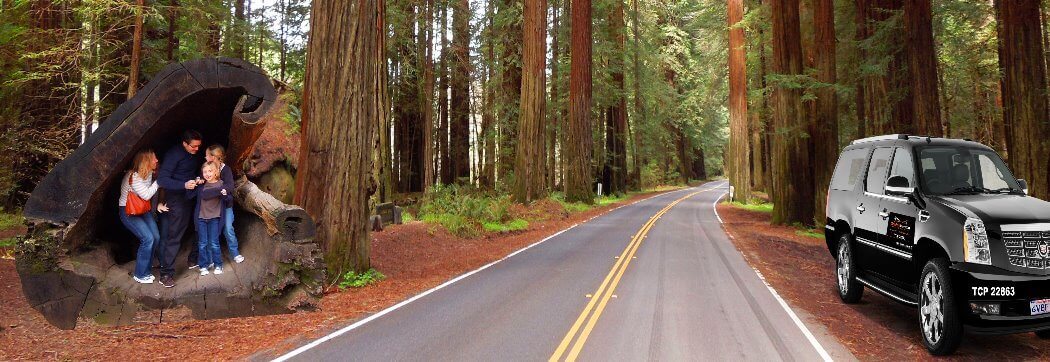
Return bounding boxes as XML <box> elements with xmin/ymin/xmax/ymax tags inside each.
<box><xmin>549</xmin><ymin>189</ymin><xmax>704</xmax><ymax>362</ymax></box>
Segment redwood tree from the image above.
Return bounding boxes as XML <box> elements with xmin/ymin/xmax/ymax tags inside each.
<box><xmin>566</xmin><ymin>0</ymin><xmax>594</xmax><ymax>203</ymax></box>
<box><xmin>996</xmin><ymin>0</ymin><xmax>1050</xmax><ymax>199</ymax></box>
<box><xmin>450</xmin><ymin>0</ymin><xmax>471</xmax><ymax>183</ymax></box>
<box><xmin>296</xmin><ymin>0</ymin><xmax>384</xmax><ymax>276</ymax></box>
<box><xmin>603</xmin><ymin>0</ymin><xmax>628</xmax><ymax>196</ymax></box>
<box><xmin>769</xmin><ymin>0</ymin><xmax>813</xmax><ymax>225</ymax></box>
<box><xmin>727</xmin><ymin>0</ymin><xmax>750</xmax><ymax>202</ymax></box>
<box><xmin>812</xmin><ymin>0</ymin><xmax>837</xmax><ymax>225</ymax></box>
<box><xmin>904</xmin><ymin>0</ymin><xmax>941</xmax><ymax>136</ymax></box>
<box><xmin>514</xmin><ymin>0</ymin><xmax>547</xmax><ymax>202</ymax></box>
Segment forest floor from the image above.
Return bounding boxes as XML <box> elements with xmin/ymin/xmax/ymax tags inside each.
<box><xmin>716</xmin><ymin>203</ymin><xmax>1050</xmax><ymax>361</ymax></box>
<box><xmin>0</xmin><ymin>187</ymin><xmax>682</xmax><ymax>360</ymax></box>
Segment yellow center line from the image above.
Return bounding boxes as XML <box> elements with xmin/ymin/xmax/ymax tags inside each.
<box><xmin>550</xmin><ymin>188</ymin><xmax>708</xmax><ymax>362</ymax></box>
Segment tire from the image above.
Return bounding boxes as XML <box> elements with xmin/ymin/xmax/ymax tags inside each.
<box><xmin>1035</xmin><ymin>329</ymin><xmax>1050</xmax><ymax>339</ymax></box>
<box><xmin>918</xmin><ymin>258</ymin><xmax>963</xmax><ymax>355</ymax></box>
<box><xmin>836</xmin><ymin>234</ymin><xmax>863</xmax><ymax>303</ymax></box>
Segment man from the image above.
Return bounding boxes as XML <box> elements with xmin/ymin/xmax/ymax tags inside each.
<box><xmin>155</xmin><ymin>130</ymin><xmax>204</xmax><ymax>287</ymax></box>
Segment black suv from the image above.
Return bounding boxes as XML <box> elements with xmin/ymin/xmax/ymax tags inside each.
<box><xmin>826</xmin><ymin>134</ymin><xmax>1050</xmax><ymax>355</ymax></box>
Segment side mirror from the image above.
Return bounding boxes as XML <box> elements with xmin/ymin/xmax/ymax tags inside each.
<box><xmin>1018</xmin><ymin>179</ymin><xmax>1029</xmax><ymax>195</ymax></box>
<box><xmin>885</xmin><ymin>175</ymin><xmax>915</xmax><ymax>196</ymax></box>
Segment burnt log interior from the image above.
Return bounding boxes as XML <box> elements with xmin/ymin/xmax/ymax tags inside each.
<box><xmin>18</xmin><ymin>58</ymin><xmax>324</xmax><ymax>330</ymax></box>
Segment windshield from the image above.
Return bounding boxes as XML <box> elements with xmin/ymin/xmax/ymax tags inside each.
<box><xmin>917</xmin><ymin>147</ymin><xmax>1022</xmax><ymax>195</ymax></box>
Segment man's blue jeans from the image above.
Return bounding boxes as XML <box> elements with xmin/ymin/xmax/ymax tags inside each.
<box><xmin>118</xmin><ymin>207</ymin><xmax>160</xmax><ymax>279</ymax></box>
<box><xmin>196</xmin><ymin>218</ymin><xmax>222</xmax><ymax>268</ymax></box>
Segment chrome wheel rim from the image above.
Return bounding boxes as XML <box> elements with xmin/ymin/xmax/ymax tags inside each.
<box><xmin>920</xmin><ymin>271</ymin><xmax>944</xmax><ymax>345</ymax></box>
<box><xmin>837</xmin><ymin>242</ymin><xmax>850</xmax><ymax>295</ymax></box>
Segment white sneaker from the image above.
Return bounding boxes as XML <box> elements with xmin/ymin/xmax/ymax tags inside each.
<box><xmin>200</xmin><ymin>268</ymin><xmax>210</xmax><ymax>276</ymax></box>
<box><xmin>214</xmin><ymin>266</ymin><xmax>223</xmax><ymax>275</ymax></box>
<box><xmin>133</xmin><ymin>275</ymin><xmax>154</xmax><ymax>284</ymax></box>
<box><xmin>234</xmin><ymin>255</ymin><xmax>245</xmax><ymax>263</ymax></box>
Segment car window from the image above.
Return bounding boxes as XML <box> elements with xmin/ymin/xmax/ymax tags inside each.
<box><xmin>830</xmin><ymin>148</ymin><xmax>869</xmax><ymax>191</ymax></box>
<box><xmin>865</xmin><ymin>147</ymin><xmax>894</xmax><ymax>194</ymax></box>
<box><xmin>889</xmin><ymin>147</ymin><xmax>915</xmax><ymax>187</ymax></box>
<box><xmin>977</xmin><ymin>153</ymin><xmax>1010</xmax><ymax>190</ymax></box>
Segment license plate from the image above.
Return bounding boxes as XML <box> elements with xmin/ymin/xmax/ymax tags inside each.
<box><xmin>1031</xmin><ymin>299</ymin><xmax>1050</xmax><ymax>316</ymax></box>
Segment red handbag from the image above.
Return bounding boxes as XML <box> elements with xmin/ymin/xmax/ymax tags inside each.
<box><xmin>126</xmin><ymin>174</ymin><xmax>152</xmax><ymax>216</ymax></box>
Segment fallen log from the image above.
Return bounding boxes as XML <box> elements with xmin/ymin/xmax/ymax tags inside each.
<box><xmin>17</xmin><ymin>58</ymin><xmax>324</xmax><ymax>330</ymax></box>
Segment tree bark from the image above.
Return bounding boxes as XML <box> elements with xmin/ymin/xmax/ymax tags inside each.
<box><xmin>728</xmin><ymin>0</ymin><xmax>751</xmax><ymax>203</ymax></box>
<box><xmin>630</xmin><ymin>0</ymin><xmax>643</xmax><ymax>190</ymax></box>
<box><xmin>566</xmin><ymin>0</ymin><xmax>594</xmax><ymax>203</ymax></box>
<box><xmin>439</xmin><ymin>1</ymin><xmax>452</xmax><ymax>184</ymax></box>
<box><xmin>904</xmin><ymin>0</ymin><xmax>941</xmax><ymax>136</ymax></box>
<box><xmin>422</xmin><ymin>0</ymin><xmax>436</xmax><ymax>190</ymax></box>
<box><xmin>996</xmin><ymin>0</ymin><xmax>1050</xmax><ymax>199</ymax></box>
<box><xmin>128</xmin><ymin>0</ymin><xmax>144</xmax><ymax>98</ymax></box>
<box><xmin>297</xmin><ymin>0</ymin><xmax>383</xmax><ymax>275</ymax></box>
<box><xmin>548</xmin><ymin>0</ymin><xmax>561</xmax><ymax>190</ymax></box>
<box><xmin>812</xmin><ymin>0</ymin><xmax>837</xmax><ymax>226</ymax></box>
<box><xmin>770</xmin><ymin>0</ymin><xmax>814</xmax><ymax>225</ymax></box>
<box><xmin>514</xmin><ymin>0</ymin><xmax>547</xmax><ymax>202</ymax></box>
<box><xmin>450</xmin><ymin>0</ymin><xmax>471</xmax><ymax>183</ymax></box>
<box><xmin>498</xmin><ymin>0</ymin><xmax>523</xmax><ymax>183</ymax></box>
<box><xmin>603</xmin><ymin>0</ymin><xmax>628</xmax><ymax>196</ymax></box>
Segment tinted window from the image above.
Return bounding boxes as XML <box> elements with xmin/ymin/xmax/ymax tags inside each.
<box><xmin>889</xmin><ymin>147</ymin><xmax>915</xmax><ymax>187</ymax></box>
<box><xmin>918</xmin><ymin>147</ymin><xmax>1020</xmax><ymax>195</ymax></box>
<box><xmin>865</xmin><ymin>148</ymin><xmax>894</xmax><ymax>194</ymax></box>
<box><xmin>830</xmin><ymin>148</ymin><xmax>869</xmax><ymax>191</ymax></box>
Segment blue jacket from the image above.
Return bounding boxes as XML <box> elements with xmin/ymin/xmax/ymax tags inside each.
<box><xmin>157</xmin><ymin>145</ymin><xmax>203</xmax><ymax>202</ymax></box>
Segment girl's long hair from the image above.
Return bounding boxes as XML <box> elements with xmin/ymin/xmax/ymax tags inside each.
<box><xmin>132</xmin><ymin>149</ymin><xmax>156</xmax><ymax>180</ymax></box>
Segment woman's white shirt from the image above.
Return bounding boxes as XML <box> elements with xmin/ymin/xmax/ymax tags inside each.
<box><xmin>119</xmin><ymin>171</ymin><xmax>158</xmax><ymax>207</ymax></box>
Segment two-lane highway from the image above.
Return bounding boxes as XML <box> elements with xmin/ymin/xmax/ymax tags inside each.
<box><xmin>274</xmin><ymin>181</ymin><xmax>846</xmax><ymax>361</ymax></box>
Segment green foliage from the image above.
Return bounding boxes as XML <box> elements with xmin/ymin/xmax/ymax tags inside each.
<box><xmin>0</xmin><ymin>210</ymin><xmax>22</xmax><ymax>231</ymax></box>
<box><xmin>401</xmin><ymin>211</ymin><xmax>415</xmax><ymax>223</ymax></box>
<box><xmin>338</xmin><ymin>268</ymin><xmax>385</xmax><ymax>289</ymax></box>
<box><xmin>419</xmin><ymin>184</ymin><xmax>514</xmax><ymax>238</ymax></box>
<box><xmin>482</xmin><ymin>218</ymin><xmax>529</xmax><ymax>233</ymax></box>
<box><xmin>795</xmin><ymin>228</ymin><xmax>824</xmax><ymax>239</ymax></box>
<box><xmin>725</xmin><ymin>200</ymin><xmax>774</xmax><ymax>213</ymax></box>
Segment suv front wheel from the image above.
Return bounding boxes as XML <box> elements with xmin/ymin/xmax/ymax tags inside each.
<box><xmin>836</xmin><ymin>234</ymin><xmax>863</xmax><ymax>303</ymax></box>
<box><xmin>919</xmin><ymin>258</ymin><xmax>963</xmax><ymax>355</ymax></box>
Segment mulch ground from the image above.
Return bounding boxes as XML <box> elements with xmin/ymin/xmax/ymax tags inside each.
<box><xmin>716</xmin><ymin>204</ymin><xmax>1050</xmax><ymax>361</ymax></box>
<box><xmin>0</xmin><ymin>190</ymin><xmax>673</xmax><ymax>360</ymax></box>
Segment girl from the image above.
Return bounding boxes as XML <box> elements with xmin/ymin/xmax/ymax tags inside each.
<box><xmin>205</xmin><ymin>145</ymin><xmax>244</xmax><ymax>263</ymax></box>
<box><xmin>195</xmin><ymin>162</ymin><xmax>232</xmax><ymax>275</ymax></box>
<box><xmin>119</xmin><ymin>149</ymin><xmax>161</xmax><ymax>284</ymax></box>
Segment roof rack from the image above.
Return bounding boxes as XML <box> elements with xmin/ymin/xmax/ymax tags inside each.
<box><xmin>850</xmin><ymin>134</ymin><xmax>910</xmax><ymax>145</ymax></box>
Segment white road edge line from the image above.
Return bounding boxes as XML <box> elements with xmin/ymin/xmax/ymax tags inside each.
<box><xmin>711</xmin><ymin>192</ymin><xmax>834</xmax><ymax>362</ymax></box>
<box><xmin>271</xmin><ymin>184</ymin><xmax>708</xmax><ymax>362</ymax></box>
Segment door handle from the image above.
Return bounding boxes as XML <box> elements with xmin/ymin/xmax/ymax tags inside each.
<box><xmin>879</xmin><ymin>209</ymin><xmax>890</xmax><ymax>219</ymax></box>
<box><xmin>857</xmin><ymin>205</ymin><xmax>866</xmax><ymax>213</ymax></box>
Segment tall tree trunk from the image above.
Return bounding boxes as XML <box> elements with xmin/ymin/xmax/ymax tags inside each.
<box><xmin>450</xmin><ymin>0</ymin><xmax>471</xmax><ymax>183</ymax></box>
<box><xmin>514</xmin><ymin>0</ymin><xmax>547</xmax><ymax>202</ymax></box>
<box><xmin>904</xmin><ymin>0</ymin><xmax>941</xmax><ymax>136</ymax></box>
<box><xmin>566</xmin><ymin>0</ymin><xmax>594</xmax><ymax>203</ymax></box>
<box><xmin>297</xmin><ymin>0</ymin><xmax>383</xmax><ymax>276</ymax></box>
<box><xmin>498</xmin><ymin>0</ymin><xmax>523</xmax><ymax>183</ymax></box>
<box><xmin>167</xmin><ymin>0</ymin><xmax>178</xmax><ymax>61</ymax></box>
<box><xmin>727</xmin><ymin>0</ymin><xmax>751</xmax><ymax>202</ymax></box>
<box><xmin>547</xmin><ymin>0</ymin><xmax>560</xmax><ymax>190</ymax></box>
<box><xmin>770</xmin><ymin>0</ymin><xmax>814</xmax><ymax>225</ymax></box>
<box><xmin>603</xmin><ymin>0</ymin><xmax>627</xmax><ymax>196</ymax></box>
<box><xmin>128</xmin><ymin>0</ymin><xmax>144</xmax><ymax>98</ymax></box>
<box><xmin>439</xmin><ymin>0</ymin><xmax>452</xmax><ymax>184</ymax></box>
<box><xmin>629</xmin><ymin>0</ymin><xmax>643</xmax><ymax>190</ymax></box>
<box><xmin>481</xmin><ymin>0</ymin><xmax>497</xmax><ymax>188</ymax></box>
<box><xmin>422</xmin><ymin>0</ymin><xmax>436</xmax><ymax>190</ymax></box>
<box><xmin>812</xmin><ymin>0</ymin><xmax>837</xmax><ymax>226</ymax></box>
<box><xmin>233</xmin><ymin>0</ymin><xmax>246</xmax><ymax>59</ymax></box>
<box><xmin>996</xmin><ymin>0</ymin><xmax>1050</xmax><ymax>199</ymax></box>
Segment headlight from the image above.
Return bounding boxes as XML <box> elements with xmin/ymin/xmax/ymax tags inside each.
<box><xmin>964</xmin><ymin>217</ymin><xmax>991</xmax><ymax>265</ymax></box>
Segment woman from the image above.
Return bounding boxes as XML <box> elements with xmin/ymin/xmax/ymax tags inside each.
<box><xmin>119</xmin><ymin>149</ymin><xmax>162</xmax><ymax>284</ymax></box>
<box><xmin>205</xmin><ymin>145</ymin><xmax>244</xmax><ymax>263</ymax></box>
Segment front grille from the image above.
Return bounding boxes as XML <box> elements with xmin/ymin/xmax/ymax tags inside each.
<box><xmin>1003</xmin><ymin>231</ymin><xmax>1050</xmax><ymax>270</ymax></box>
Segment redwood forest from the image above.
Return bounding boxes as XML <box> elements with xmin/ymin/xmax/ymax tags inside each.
<box><xmin>4</xmin><ymin>0</ymin><xmax>1050</xmax><ymax>358</ymax></box>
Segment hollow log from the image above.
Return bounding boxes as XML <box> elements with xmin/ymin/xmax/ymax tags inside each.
<box><xmin>16</xmin><ymin>58</ymin><xmax>324</xmax><ymax>330</ymax></box>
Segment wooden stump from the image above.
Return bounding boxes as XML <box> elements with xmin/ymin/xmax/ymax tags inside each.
<box><xmin>16</xmin><ymin>58</ymin><xmax>324</xmax><ymax>330</ymax></box>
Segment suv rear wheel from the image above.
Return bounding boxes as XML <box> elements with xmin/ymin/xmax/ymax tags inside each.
<box><xmin>836</xmin><ymin>234</ymin><xmax>863</xmax><ymax>303</ymax></box>
<box><xmin>919</xmin><ymin>258</ymin><xmax>963</xmax><ymax>355</ymax></box>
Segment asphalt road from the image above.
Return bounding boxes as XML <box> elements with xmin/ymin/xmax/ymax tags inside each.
<box><xmin>275</xmin><ymin>181</ymin><xmax>846</xmax><ymax>361</ymax></box>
